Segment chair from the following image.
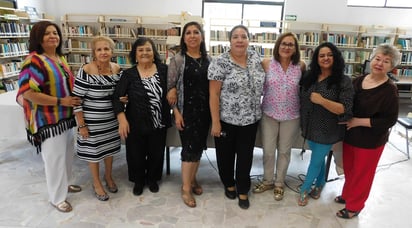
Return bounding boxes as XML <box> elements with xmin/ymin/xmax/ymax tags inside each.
<box><xmin>393</xmin><ymin>117</ymin><xmax>412</xmax><ymax>159</ymax></box>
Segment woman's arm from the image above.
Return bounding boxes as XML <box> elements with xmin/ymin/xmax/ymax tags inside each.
<box><xmin>209</xmin><ymin>80</ymin><xmax>222</xmax><ymax>137</ymax></box>
<box><xmin>310</xmin><ymin>92</ymin><xmax>345</xmax><ymax>115</ymax></box>
<box><xmin>167</xmin><ymin>55</ymin><xmax>179</xmax><ymax>106</ymax></box>
<box><xmin>22</xmin><ymin>90</ymin><xmax>81</xmax><ymax>107</ymax></box>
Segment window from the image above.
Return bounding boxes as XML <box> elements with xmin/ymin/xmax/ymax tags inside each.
<box><xmin>203</xmin><ymin>1</ymin><xmax>284</xmax><ymax>51</ymax></box>
<box><xmin>348</xmin><ymin>0</ymin><xmax>412</xmax><ymax>8</ymax></box>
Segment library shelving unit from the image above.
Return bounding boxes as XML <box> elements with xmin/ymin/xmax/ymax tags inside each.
<box><xmin>61</xmin><ymin>13</ymin><xmax>202</xmax><ymax>73</ymax></box>
<box><xmin>207</xmin><ymin>18</ymin><xmax>281</xmax><ymax>57</ymax></box>
<box><xmin>0</xmin><ymin>6</ymin><xmax>31</xmax><ymax>92</ymax></box>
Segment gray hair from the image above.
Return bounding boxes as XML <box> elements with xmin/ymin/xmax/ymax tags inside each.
<box><xmin>370</xmin><ymin>43</ymin><xmax>401</xmax><ymax>68</ymax></box>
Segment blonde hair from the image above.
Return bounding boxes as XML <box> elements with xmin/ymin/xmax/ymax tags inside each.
<box><xmin>90</xmin><ymin>36</ymin><xmax>115</xmax><ymax>59</ymax></box>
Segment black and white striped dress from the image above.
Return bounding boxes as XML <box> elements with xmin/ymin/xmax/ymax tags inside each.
<box><xmin>73</xmin><ymin>68</ymin><xmax>121</xmax><ymax>162</ymax></box>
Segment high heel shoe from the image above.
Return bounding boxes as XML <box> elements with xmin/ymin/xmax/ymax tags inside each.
<box><xmin>93</xmin><ymin>185</ymin><xmax>109</xmax><ymax>201</ymax></box>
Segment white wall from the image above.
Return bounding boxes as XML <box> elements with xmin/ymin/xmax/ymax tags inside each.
<box><xmin>43</xmin><ymin>0</ymin><xmax>203</xmax><ymax>21</ymax></box>
<box><xmin>285</xmin><ymin>0</ymin><xmax>412</xmax><ymax>27</ymax></box>
<box><xmin>15</xmin><ymin>0</ymin><xmax>412</xmax><ymax>28</ymax></box>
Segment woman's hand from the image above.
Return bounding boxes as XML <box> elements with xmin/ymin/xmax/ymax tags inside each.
<box><xmin>210</xmin><ymin>122</ymin><xmax>222</xmax><ymax>137</ymax></box>
<box><xmin>117</xmin><ymin>114</ymin><xmax>130</xmax><ymax>139</ymax></box>
<box><xmin>78</xmin><ymin>127</ymin><xmax>89</xmax><ymax>139</ymax></box>
<box><xmin>167</xmin><ymin>88</ymin><xmax>177</xmax><ymax>106</ymax></box>
<box><xmin>174</xmin><ymin>111</ymin><xmax>185</xmax><ymax>131</ymax></box>
<box><xmin>119</xmin><ymin>95</ymin><xmax>128</xmax><ymax>104</ymax></box>
<box><xmin>61</xmin><ymin>96</ymin><xmax>82</xmax><ymax>107</ymax></box>
<box><xmin>310</xmin><ymin>92</ymin><xmax>324</xmax><ymax>105</ymax></box>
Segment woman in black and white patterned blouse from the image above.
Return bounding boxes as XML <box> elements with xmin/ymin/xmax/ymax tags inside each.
<box><xmin>113</xmin><ymin>37</ymin><xmax>171</xmax><ymax>197</ymax></box>
<box><xmin>208</xmin><ymin>25</ymin><xmax>265</xmax><ymax>210</ymax></box>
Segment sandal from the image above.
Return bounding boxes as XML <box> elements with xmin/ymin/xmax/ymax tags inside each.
<box><xmin>309</xmin><ymin>186</ymin><xmax>323</xmax><ymax>199</ymax></box>
<box><xmin>191</xmin><ymin>181</ymin><xmax>203</xmax><ymax>195</ymax></box>
<box><xmin>336</xmin><ymin>208</ymin><xmax>360</xmax><ymax>219</ymax></box>
<box><xmin>334</xmin><ymin>195</ymin><xmax>346</xmax><ymax>204</ymax></box>
<box><xmin>297</xmin><ymin>191</ymin><xmax>309</xmax><ymax>206</ymax></box>
<box><xmin>181</xmin><ymin>189</ymin><xmax>196</xmax><ymax>208</ymax></box>
<box><xmin>51</xmin><ymin>200</ymin><xmax>72</xmax><ymax>213</ymax></box>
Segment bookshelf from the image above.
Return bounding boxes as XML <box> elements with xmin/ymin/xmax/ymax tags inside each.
<box><xmin>207</xmin><ymin>18</ymin><xmax>281</xmax><ymax>57</ymax></box>
<box><xmin>61</xmin><ymin>13</ymin><xmax>198</xmax><ymax>72</ymax></box>
<box><xmin>0</xmin><ymin>6</ymin><xmax>31</xmax><ymax>92</ymax></box>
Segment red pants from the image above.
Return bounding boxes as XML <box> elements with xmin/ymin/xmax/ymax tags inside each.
<box><xmin>341</xmin><ymin>142</ymin><xmax>384</xmax><ymax>212</ymax></box>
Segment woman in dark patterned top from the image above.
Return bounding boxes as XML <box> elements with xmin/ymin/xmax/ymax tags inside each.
<box><xmin>209</xmin><ymin>25</ymin><xmax>265</xmax><ymax>209</ymax></box>
<box><xmin>335</xmin><ymin>44</ymin><xmax>400</xmax><ymax>219</ymax></box>
<box><xmin>298</xmin><ymin>42</ymin><xmax>354</xmax><ymax>206</ymax></box>
<box><xmin>112</xmin><ymin>37</ymin><xmax>171</xmax><ymax>196</ymax></box>
<box><xmin>167</xmin><ymin>21</ymin><xmax>211</xmax><ymax>208</ymax></box>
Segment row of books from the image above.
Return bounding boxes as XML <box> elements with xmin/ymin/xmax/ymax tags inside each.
<box><xmin>360</xmin><ymin>36</ymin><xmax>395</xmax><ymax>49</ymax></box>
<box><xmin>401</xmin><ymin>52</ymin><xmax>412</xmax><ymax>65</ymax></box>
<box><xmin>0</xmin><ymin>22</ymin><xmax>32</xmax><ymax>37</ymax></box>
<box><xmin>62</xmin><ymin>25</ymin><xmax>95</xmax><ymax>37</ymax></box>
<box><xmin>323</xmin><ymin>33</ymin><xmax>358</xmax><ymax>47</ymax></box>
<box><xmin>0</xmin><ymin>42</ymin><xmax>29</xmax><ymax>57</ymax></box>
<box><xmin>64</xmin><ymin>39</ymin><xmax>90</xmax><ymax>51</ymax></box>
<box><xmin>0</xmin><ymin>61</ymin><xmax>22</xmax><ymax>78</ymax></box>
<box><xmin>397</xmin><ymin>38</ymin><xmax>412</xmax><ymax>51</ymax></box>
<box><xmin>395</xmin><ymin>68</ymin><xmax>412</xmax><ymax>77</ymax></box>
<box><xmin>65</xmin><ymin>54</ymin><xmax>92</xmax><ymax>65</ymax></box>
<box><xmin>252</xmin><ymin>46</ymin><xmax>274</xmax><ymax>57</ymax></box>
<box><xmin>296</xmin><ymin>32</ymin><xmax>320</xmax><ymax>46</ymax></box>
<box><xmin>1</xmin><ymin>79</ymin><xmax>18</xmax><ymax>92</ymax></box>
<box><xmin>210</xmin><ymin>30</ymin><xmax>278</xmax><ymax>43</ymax></box>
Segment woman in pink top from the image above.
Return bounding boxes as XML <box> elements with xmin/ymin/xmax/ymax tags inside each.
<box><xmin>253</xmin><ymin>32</ymin><xmax>305</xmax><ymax>201</ymax></box>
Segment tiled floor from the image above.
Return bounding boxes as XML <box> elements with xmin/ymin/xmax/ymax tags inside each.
<box><xmin>1</xmin><ymin>98</ymin><xmax>412</xmax><ymax>227</ymax></box>
<box><xmin>1</xmin><ymin>126</ymin><xmax>411</xmax><ymax>228</ymax></box>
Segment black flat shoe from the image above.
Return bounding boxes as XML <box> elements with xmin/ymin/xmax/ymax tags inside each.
<box><xmin>148</xmin><ymin>182</ymin><xmax>159</xmax><ymax>193</ymax></box>
<box><xmin>133</xmin><ymin>184</ymin><xmax>144</xmax><ymax>196</ymax></box>
<box><xmin>225</xmin><ymin>187</ymin><xmax>236</xmax><ymax>200</ymax></box>
<box><xmin>238</xmin><ymin>197</ymin><xmax>250</xmax><ymax>209</ymax></box>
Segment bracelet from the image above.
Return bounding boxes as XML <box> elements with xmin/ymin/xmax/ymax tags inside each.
<box><xmin>78</xmin><ymin>124</ymin><xmax>87</xmax><ymax>128</ymax></box>
<box><xmin>56</xmin><ymin>98</ymin><xmax>61</xmax><ymax>106</ymax></box>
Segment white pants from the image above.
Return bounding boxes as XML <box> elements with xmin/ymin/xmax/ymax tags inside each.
<box><xmin>260</xmin><ymin>113</ymin><xmax>300</xmax><ymax>187</ymax></box>
<box><xmin>40</xmin><ymin>129</ymin><xmax>75</xmax><ymax>205</ymax></box>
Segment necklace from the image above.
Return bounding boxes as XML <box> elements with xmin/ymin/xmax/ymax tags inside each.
<box><xmin>194</xmin><ymin>57</ymin><xmax>202</xmax><ymax>67</ymax></box>
<box><xmin>96</xmin><ymin>62</ymin><xmax>113</xmax><ymax>75</ymax></box>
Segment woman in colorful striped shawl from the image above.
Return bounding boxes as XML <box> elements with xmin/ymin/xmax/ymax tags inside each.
<box><xmin>16</xmin><ymin>21</ymin><xmax>82</xmax><ymax>213</ymax></box>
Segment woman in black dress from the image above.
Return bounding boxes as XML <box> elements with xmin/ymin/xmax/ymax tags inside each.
<box><xmin>167</xmin><ymin>21</ymin><xmax>211</xmax><ymax>208</ymax></box>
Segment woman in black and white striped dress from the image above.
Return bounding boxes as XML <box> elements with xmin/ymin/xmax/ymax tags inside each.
<box><xmin>73</xmin><ymin>36</ymin><xmax>121</xmax><ymax>201</ymax></box>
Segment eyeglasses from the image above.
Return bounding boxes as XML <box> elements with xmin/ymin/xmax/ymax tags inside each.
<box><xmin>280</xmin><ymin>42</ymin><xmax>295</xmax><ymax>49</ymax></box>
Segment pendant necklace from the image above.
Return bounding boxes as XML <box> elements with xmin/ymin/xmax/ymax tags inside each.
<box><xmin>96</xmin><ymin>62</ymin><xmax>113</xmax><ymax>75</ymax></box>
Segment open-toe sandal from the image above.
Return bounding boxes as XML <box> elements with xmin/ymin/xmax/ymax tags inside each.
<box><xmin>191</xmin><ymin>181</ymin><xmax>203</xmax><ymax>195</ymax></box>
<box><xmin>334</xmin><ymin>195</ymin><xmax>346</xmax><ymax>204</ymax></box>
<box><xmin>309</xmin><ymin>186</ymin><xmax>323</xmax><ymax>199</ymax></box>
<box><xmin>51</xmin><ymin>200</ymin><xmax>72</xmax><ymax>213</ymax></box>
<box><xmin>298</xmin><ymin>191</ymin><xmax>308</xmax><ymax>206</ymax></box>
<box><xmin>336</xmin><ymin>208</ymin><xmax>360</xmax><ymax>219</ymax></box>
<box><xmin>181</xmin><ymin>189</ymin><xmax>196</xmax><ymax>208</ymax></box>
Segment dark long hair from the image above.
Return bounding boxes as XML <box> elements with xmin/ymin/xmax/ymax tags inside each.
<box><xmin>28</xmin><ymin>21</ymin><xmax>63</xmax><ymax>55</ymax></box>
<box><xmin>129</xmin><ymin>37</ymin><xmax>162</xmax><ymax>65</ymax></box>
<box><xmin>300</xmin><ymin>42</ymin><xmax>345</xmax><ymax>90</ymax></box>
<box><xmin>180</xmin><ymin>21</ymin><xmax>208</xmax><ymax>60</ymax></box>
